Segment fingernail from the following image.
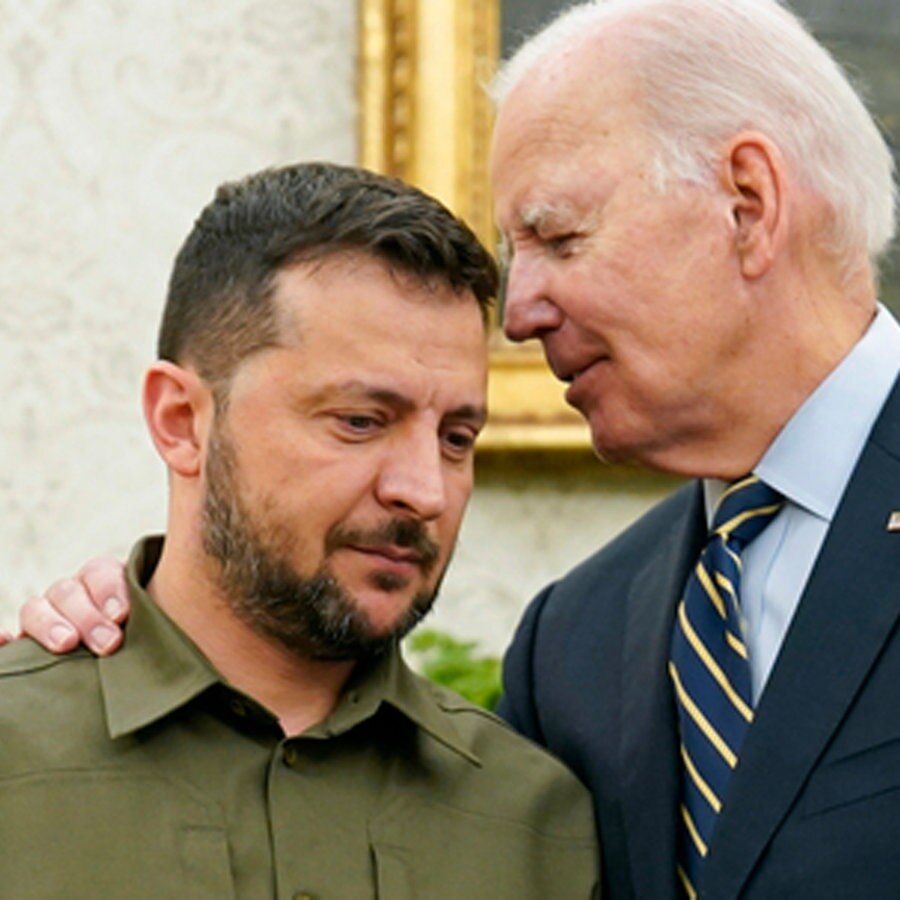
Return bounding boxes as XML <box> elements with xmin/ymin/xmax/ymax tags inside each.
<box><xmin>90</xmin><ymin>625</ymin><xmax>117</xmax><ymax>652</ymax></box>
<box><xmin>103</xmin><ymin>596</ymin><xmax>124</xmax><ymax>619</ymax></box>
<box><xmin>49</xmin><ymin>624</ymin><xmax>76</xmax><ymax>649</ymax></box>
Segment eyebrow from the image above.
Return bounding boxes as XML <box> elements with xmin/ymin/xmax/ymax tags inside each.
<box><xmin>308</xmin><ymin>380</ymin><xmax>488</xmax><ymax>427</ymax></box>
<box><xmin>520</xmin><ymin>201</ymin><xmax>573</xmax><ymax>233</ymax></box>
<box><xmin>499</xmin><ymin>201</ymin><xmax>579</xmax><ymax>264</ymax></box>
<box><xmin>446</xmin><ymin>403</ymin><xmax>489</xmax><ymax>429</ymax></box>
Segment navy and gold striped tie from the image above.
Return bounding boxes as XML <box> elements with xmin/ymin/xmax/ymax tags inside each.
<box><xmin>669</xmin><ymin>475</ymin><xmax>783</xmax><ymax>898</ymax></box>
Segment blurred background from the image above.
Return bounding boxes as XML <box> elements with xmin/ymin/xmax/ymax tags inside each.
<box><xmin>0</xmin><ymin>1</ymin><xmax>896</xmax><ymax>659</ymax></box>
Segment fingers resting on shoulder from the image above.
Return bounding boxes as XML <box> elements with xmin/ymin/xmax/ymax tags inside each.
<box><xmin>18</xmin><ymin>556</ymin><xmax>130</xmax><ymax>656</ymax></box>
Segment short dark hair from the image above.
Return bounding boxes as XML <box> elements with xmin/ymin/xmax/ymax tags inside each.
<box><xmin>159</xmin><ymin>161</ymin><xmax>498</xmax><ymax>393</ymax></box>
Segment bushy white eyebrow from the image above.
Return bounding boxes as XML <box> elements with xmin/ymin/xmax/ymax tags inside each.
<box><xmin>498</xmin><ymin>200</ymin><xmax>588</xmax><ymax>268</ymax></box>
<box><xmin>520</xmin><ymin>201</ymin><xmax>577</xmax><ymax>233</ymax></box>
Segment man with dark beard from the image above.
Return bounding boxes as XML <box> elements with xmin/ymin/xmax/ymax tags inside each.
<box><xmin>0</xmin><ymin>162</ymin><xmax>598</xmax><ymax>898</ymax></box>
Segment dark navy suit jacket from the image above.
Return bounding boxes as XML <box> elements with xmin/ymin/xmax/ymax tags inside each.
<box><xmin>499</xmin><ymin>377</ymin><xmax>900</xmax><ymax>899</ymax></box>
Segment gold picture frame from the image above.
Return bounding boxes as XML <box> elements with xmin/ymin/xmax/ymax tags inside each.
<box><xmin>357</xmin><ymin>0</ymin><xmax>592</xmax><ymax>451</ymax></box>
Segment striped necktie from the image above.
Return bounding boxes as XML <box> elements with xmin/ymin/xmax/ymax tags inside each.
<box><xmin>669</xmin><ymin>475</ymin><xmax>783</xmax><ymax>898</ymax></box>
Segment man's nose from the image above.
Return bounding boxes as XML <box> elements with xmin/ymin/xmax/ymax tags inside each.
<box><xmin>502</xmin><ymin>254</ymin><xmax>563</xmax><ymax>342</ymax></box>
<box><xmin>376</xmin><ymin>434</ymin><xmax>448</xmax><ymax>521</ymax></box>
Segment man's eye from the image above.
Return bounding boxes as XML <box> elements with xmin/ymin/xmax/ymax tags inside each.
<box><xmin>546</xmin><ymin>233</ymin><xmax>577</xmax><ymax>255</ymax></box>
<box><xmin>443</xmin><ymin>429</ymin><xmax>477</xmax><ymax>456</ymax></box>
<box><xmin>340</xmin><ymin>414</ymin><xmax>380</xmax><ymax>432</ymax></box>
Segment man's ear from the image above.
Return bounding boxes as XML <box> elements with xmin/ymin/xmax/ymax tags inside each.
<box><xmin>142</xmin><ymin>361</ymin><xmax>212</xmax><ymax>478</ymax></box>
<box><xmin>722</xmin><ymin>133</ymin><xmax>785</xmax><ymax>279</ymax></box>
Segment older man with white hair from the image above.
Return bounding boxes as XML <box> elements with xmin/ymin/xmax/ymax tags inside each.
<box><xmin>491</xmin><ymin>1</ymin><xmax>899</xmax><ymax>897</ymax></box>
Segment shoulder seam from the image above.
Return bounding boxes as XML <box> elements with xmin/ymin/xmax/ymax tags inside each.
<box><xmin>0</xmin><ymin>649</ymin><xmax>92</xmax><ymax>678</ymax></box>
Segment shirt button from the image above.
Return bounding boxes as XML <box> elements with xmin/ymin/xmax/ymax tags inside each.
<box><xmin>283</xmin><ymin>745</ymin><xmax>300</xmax><ymax>768</ymax></box>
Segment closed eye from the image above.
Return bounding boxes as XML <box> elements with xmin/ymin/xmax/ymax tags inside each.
<box><xmin>545</xmin><ymin>232</ymin><xmax>579</xmax><ymax>257</ymax></box>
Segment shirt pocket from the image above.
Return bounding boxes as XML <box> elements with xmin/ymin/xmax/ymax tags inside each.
<box><xmin>369</xmin><ymin>795</ymin><xmax>597</xmax><ymax>899</ymax></box>
<box><xmin>0</xmin><ymin>769</ymin><xmax>235</xmax><ymax>899</ymax></box>
<box><xmin>802</xmin><ymin>734</ymin><xmax>900</xmax><ymax>817</ymax></box>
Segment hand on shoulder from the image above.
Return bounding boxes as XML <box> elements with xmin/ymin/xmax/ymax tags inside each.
<box><xmin>14</xmin><ymin>557</ymin><xmax>130</xmax><ymax>655</ymax></box>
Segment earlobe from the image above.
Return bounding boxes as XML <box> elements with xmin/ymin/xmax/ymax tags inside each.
<box><xmin>142</xmin><ymin>361</ymin><xmax>211</xmax><ymax>478</ymax></box>
<box><xmin>724</xmin><ymin>134</ymin><xmax>783</xmax><ymax>279</ymax></box>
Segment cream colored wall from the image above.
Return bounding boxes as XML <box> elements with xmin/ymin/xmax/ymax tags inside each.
<box><xmin>0</xmin><ymin>0</ymin><xmax>357</xmax><ymax>627</ymax></box>
<box><xmin>0</xmin><ymin>1</ymin><xmax>673</xmax><ymax>652</ymax></box>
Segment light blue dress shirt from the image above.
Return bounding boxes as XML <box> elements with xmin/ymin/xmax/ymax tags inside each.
<box><xmin>704</xmin><ymin>306</ymin><xmax>900</xmax><ymax>702</ymax></box>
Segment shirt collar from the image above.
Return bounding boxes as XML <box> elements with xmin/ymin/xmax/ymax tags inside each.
<box><xmin>296</xmin><ymin>638</ymin><xmax>482</xmax><ymax>766</ymax></box>
<box><xmin>99</xmin><ymin>537</ymin><xmax>220</xmax><ymax>739</ymax></box>
<box><xmin>100</xmin><ymin>536</ymin><xmax>482</xmax><ymax>766</ymax></box>
<box><xmin>705</xmin><ymin>306</ymin><xmax>900</xmax><ymax>521</ymax></box>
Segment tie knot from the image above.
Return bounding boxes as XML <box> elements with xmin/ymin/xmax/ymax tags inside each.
<box><xmin>712</xmin><ymin>475</ymin><xmax>783</xmax><ymax>547</ymax></box>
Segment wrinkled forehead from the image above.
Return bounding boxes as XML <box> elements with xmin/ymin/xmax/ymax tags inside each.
<box><xmin>491</xmin><ymin>64</ymin><xmax>653</xmax><ymax>233</ymax></box>
<box><xmin>271</xmin><ymin>255</ymin><xmax>489</xmax><ymax>375</ymax></box>
<box><xmin>272</xmin><ymin>251</ymin><xmax>487</xmax><ymax>335</ymax></box>
<box><xmin>226</xmin><ymin>251</ymin><xmax>489</xmax><ymax>407</ymax></box>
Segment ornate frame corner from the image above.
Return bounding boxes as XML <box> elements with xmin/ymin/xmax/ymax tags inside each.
<box><xmin>480</xmin><ymin>342</ymin><xmax>593</xmax><ymax>450</ymax></box>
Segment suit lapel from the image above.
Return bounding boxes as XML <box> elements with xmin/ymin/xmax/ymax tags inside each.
<box><xmin>620</xmin><ymin>482</ymin><xmax>706</xmax><ymax>900</ymax></box>
<box><xmin>703</xmin><ymin>381</ymin><xmax>900</xmax><ymax>897</ymax></box>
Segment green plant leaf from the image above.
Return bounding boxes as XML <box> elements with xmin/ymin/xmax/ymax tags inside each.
<box><xmin>408</xmin><ymin>629</ymin><xmax>503</xmax><ymax>710</ymax></box>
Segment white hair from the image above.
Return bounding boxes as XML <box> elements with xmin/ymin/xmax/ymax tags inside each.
<box><xmin>493</xmin><ymin>0</ymin><xmax>897</xmax><ymax>270</ymax></box>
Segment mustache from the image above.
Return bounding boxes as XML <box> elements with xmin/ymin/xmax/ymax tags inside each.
<box><xmin>325</xmin><ymin>518</ymin><xmax>441</xmax><ymax>574</ymax></box>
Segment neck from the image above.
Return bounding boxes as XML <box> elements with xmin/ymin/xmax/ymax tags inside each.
<box><xmin>656</xmin><ymin>267</ymin><xmax>877</xmax><ymax>481</ymax></box>
<box><xmin>147</xmin><ymin>533</ymin><xmax>356</xmax><ymax>736</ymax></box>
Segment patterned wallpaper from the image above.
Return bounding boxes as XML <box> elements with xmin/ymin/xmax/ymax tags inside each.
<box><xmin>0</xmin><ymin>0</ymin><xmax>357</xmax><ymax>624</ymax></box>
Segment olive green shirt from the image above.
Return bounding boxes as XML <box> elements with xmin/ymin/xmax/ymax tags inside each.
<box><xmin>0</xmin><ymin>538</ymin><xmax>598</xmax><ymax>898</ymax></box>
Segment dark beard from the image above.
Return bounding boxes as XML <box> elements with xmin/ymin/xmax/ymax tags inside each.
<box><xmin>200</xmin><ymin>423</ymin><xmax>443</xmax><ymax>662</ymax></box>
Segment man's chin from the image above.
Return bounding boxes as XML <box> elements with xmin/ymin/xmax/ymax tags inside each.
<box><xmin>233</xmin><ymin>557</ymin><xmax>443</xmax><ymax>662</ymax></box>
<box><xmin>586</xmin><ymin>415</ymin><xmax>638</xmax><ymax>466</ymax></box>
<box><xmin>350</xmin><ymin>584</ymin><xmax>434</xmax><ymax>637</ymax></box>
